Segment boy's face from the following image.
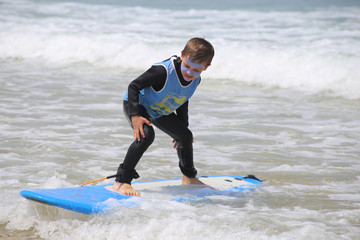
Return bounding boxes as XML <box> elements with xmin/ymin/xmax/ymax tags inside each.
<box><xmin>180</xmin><ymin>54</ymin><xmax>209</xmax><ymax>81</ymax></box>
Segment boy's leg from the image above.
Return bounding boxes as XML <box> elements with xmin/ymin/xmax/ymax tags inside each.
<box><xmin>151</xmin><ymin>113</ymin><xmax>198</xmax><ymax>181</ymax></box>
<box><xmin>113</xmin><ymin>101</ymin><xmax>155</xmax><ymax>196</ymax></box>
<box><xmin>115</xmin><ymin>123</ymin><xmax>154</xmax><ymax>181</ymax></box>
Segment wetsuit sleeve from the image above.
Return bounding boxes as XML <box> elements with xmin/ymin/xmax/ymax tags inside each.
<box><xmin>176</xmin><ymin>101</ymin><xmax>189</xmax><ymax>127</ymax></box>
<box><xmin>174</xmin><ymin>75</ymin><xmax>201</xmax><ymax>127</ymax></box>
<box><xmin>127</xmin><ymin>65</ymin><xmax>167</xmax><ymax>117</ymax></box>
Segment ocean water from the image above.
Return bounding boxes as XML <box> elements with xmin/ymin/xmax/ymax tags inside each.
<box><xmin>1</xmin><ymin>0</ymin><xmax>360</xmax><ymax>239</ymax></box>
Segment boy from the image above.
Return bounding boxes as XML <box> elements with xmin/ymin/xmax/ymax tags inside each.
<box><xmin>113</xmin><ymin>37</ymin><xmax>215</xmax><ymax>196</ymax></box>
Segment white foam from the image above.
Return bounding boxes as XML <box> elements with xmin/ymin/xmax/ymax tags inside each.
<box><xmin>210</xmin><ymin>45</ymin><xmax>360</xmax><ymax>98</ymax></box>
<box><xmin>1</xmin><ymin>2</ymin><xmax>359</xmax><ymax>99</ymax></box>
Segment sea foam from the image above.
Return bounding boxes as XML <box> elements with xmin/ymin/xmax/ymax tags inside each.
<box><xmin>1</xmin><ymin>1</ymin><xmax>359</xmax><ymax>100</ymax></box>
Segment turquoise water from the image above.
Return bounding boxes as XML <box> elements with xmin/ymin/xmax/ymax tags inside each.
<box><xmin>1</xmin><ymin>0</ymin><xmax>359</xmax><ymax>239</ymax></box>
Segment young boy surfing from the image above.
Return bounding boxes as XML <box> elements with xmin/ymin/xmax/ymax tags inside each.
<box><xmin>113</xmin><ymin>37</ymin><xmax>215</xmax><ymax>196</ymax></box>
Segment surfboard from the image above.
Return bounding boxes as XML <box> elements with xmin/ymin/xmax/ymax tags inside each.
<box><xmin>20</xmin><ymin>175</ymin><xmax>261</xmax><ymax>215</ymax></box>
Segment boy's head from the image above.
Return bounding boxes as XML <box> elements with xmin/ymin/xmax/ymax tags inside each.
<box><xmin>180</xmin><ymin>37</ymin><xmax>214</xmax><ymax>81</ymax></box>
<box><xmin>182</xmin><ymin>37</ymin><xmax>215</xmax><ymax>67</ymax></box>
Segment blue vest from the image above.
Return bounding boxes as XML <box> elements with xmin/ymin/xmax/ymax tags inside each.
<box><xmin>125</xmin><ymin>57</ymin><xmax>200</xmax><ymax>118</ymax></box>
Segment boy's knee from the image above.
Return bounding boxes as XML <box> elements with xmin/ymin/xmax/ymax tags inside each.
<box><xmin>181</xmin><ymin>128</ymin><xmax>193</xmax><ymax>142</ymax></box>
<box><xmin>142</xmin><ymin>125</ymin><xmax>155</xmax><ymax>145</ymax></box>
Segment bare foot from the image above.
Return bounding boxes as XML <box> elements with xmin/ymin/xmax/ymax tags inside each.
<box><xmin>112</xmin><ymin>182</ymin><xmax>140</xmax><ymax>196</ymax></box>
<box><xmin>182</xmin><ymin>175</ymin><xmax>206</xmax><ymax>185</ymax></box>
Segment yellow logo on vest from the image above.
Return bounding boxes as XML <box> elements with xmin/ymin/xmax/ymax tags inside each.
<box><xmin>149</xmin><ymin>93</ymin><xmax>186</xmax><ymax>116</ymax></box>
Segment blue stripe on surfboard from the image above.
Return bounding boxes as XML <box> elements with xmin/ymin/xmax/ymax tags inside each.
<box><xmin>20</xmin><ymin>184</ymin><xmax>131</xmax><ymax>214</ymax></box>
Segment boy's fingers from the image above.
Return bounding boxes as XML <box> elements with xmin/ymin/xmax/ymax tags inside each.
<box><xmin>144</xmin><ymin>118</ymin><xmax>152</xmax><ymax>126</ymax></box>
<box><xmin>133</xmin><ymin>129</ymin><xmax>140</xmax><ymax>141</ymax></box>
<box><xmin>131</xmin><ymin>116</ymin><xmax>152</xmax><ymax>141</ymax></box>
<box><xmin>140</xmin><ymin>126</ymin><xmax>145</xmax><ymax>139</ymax></box>
<box><xmin>133</xmin><ymin>124</ymin><xmax>142</xmax><ymax>141</ymax></box>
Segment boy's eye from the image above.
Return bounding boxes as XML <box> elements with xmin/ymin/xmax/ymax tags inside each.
<box><xmin>185</xmin><ymin>64</ymin><xmax>200</xmax><ymax>73</ymax></box>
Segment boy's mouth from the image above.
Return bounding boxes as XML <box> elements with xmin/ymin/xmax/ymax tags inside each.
<box><xmin>183</xmin><ymin>73</ymin><xmax>193</xmax><ymax>79</ymax></box>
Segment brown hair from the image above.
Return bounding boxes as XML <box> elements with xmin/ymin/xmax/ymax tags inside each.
<box><xmin>182</xmin><ymin>37</ymin><xmax>215</xmax><ymax>66</ymax></box>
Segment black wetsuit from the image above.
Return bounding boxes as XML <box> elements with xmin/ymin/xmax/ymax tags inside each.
<box><xmin>116</xmin><ymin>56</ymin><xmax>200</xmax><ymax>184</ymax></box>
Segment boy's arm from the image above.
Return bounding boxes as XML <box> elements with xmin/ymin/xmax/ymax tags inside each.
<box><xmin>176</xmin><ymin>101</ymin><xmax>189</xmax><ymax>127</ymax></box>
<box><xmin>127</xmin><ymin>65</ymin><xmax>167</xmax><ymax>117</ymax></box>
<box><xmin>175</xmin><ymin>76</ymin><xmax>201</xmax><ymax>127</ymax></box>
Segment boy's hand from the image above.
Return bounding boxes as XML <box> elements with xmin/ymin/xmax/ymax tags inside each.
<box><xmin>131</xmin><ymin>115</ymin><xmax>152</xmax><ymax>141</ymax></box>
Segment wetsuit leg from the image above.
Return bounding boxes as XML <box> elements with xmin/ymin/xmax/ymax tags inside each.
<box><xmin>115</xmin><ymin>101</ymin><xmax>155</xmax><ymax>184</ymax></box>
<box><xmin>151</xmin><ymin>113</ymin><xmax>197</xmax><ymax>178</ymax></box>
